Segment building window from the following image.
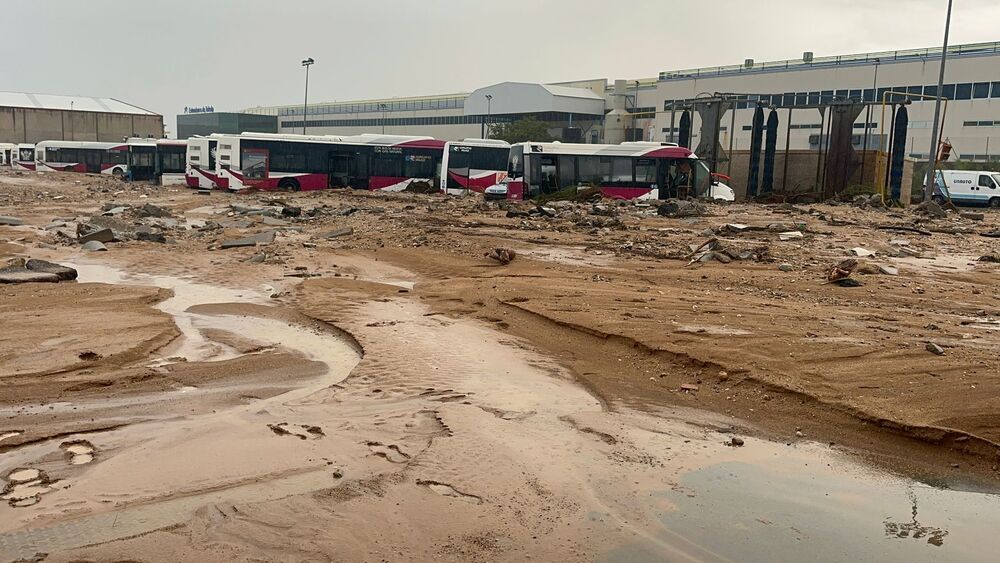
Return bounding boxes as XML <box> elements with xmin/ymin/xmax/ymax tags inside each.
<box><xmin>992</xmin><ymin>82</ymin><xmax>1000</xmax><ymax>99</ymax></box>
<box><xmin>973</xmin><ymin>82</ymin><xmax>991</xmax><ymax>99</ymax></box>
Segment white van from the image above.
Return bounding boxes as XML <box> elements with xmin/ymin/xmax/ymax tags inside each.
<box><xmin>934</xmin><ymin>169</ymin><xmax>1000</xmax><ymax>208</ymax></box>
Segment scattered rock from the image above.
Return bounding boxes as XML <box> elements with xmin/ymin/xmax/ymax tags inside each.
<box><xmin>24</xmin><ymin>259</ymin><xmax>77</xmax><ymax>280</ymax></box>
<box><xmin>220</xmin><ymin>231</ymin><xmax>276</xmax><ymax>249</ymax></box>
<box><xmin>0</xmin><ymin>215</ymin><xmax>23</xmax><ymax>226</ymax></box>
<box><xmin>851</xmin><ymin>247</ymin><xmax>875</xmax><ymax>257</ymax></box>
<box><xmin>658</xmin><ymin>199</ymin><xmax>708</xmax><ymax>218</ymax></box>
<box><xmin>0</xmin><ymin>268</ymin><xmax>61</xmax><ymax>284</ymax></box>
<box><xmin>77</xmin><ymin>228</ymin><xmax>114</xmax><ymax>244</ymax></box>
<box><xmin>826</xmin><ymin>258</ymin><xmax>858</xmax><ymax>283</ymax></box>
<box><xmin>960</xmin><ymin>212</ymin><xmax>984</xmax><ymax>221</ymax></box>
<box><xmin>281</xmin><ymin>206</ymin><xmax>302</xmax><ymax>217</ymax></box>
<box><xmin>680</xmin><ymin>383</ymin><xmax>700</xmax><ymax>392</ymax></box>
<box><xmin>135</xmin><ymin>230</ymin><xmax>167</xmax><ymax>244</ymax></box>
<box><xmin>778</xmin><ymin>263</ymin><xmax>794</xmax><ymax>272</ymax></box>
<box><xmin>926</xmin><ymin>342</ymin><xmax>945</xmax><ymax>356</ymax></box>
<box><xmin>137</xmin><ymin>203</ymin><xmax>172</xmax><ymax>218</ymax></box>
<box><xmin>486</xmin><ymin>248</ymin><xmax>516</xmax><ymax>265</ymax></box>
<box><xmin>729</xmin><ymin>437</ymin><xmax>745</xmax><ymax>447</ymax></box>
<box><xmin>81</xmin><ymin>241</ymin><xmax>108</xmax><ymax>252</ymax></box>
<box><xmin>915</xmin><ymin>200</ymin><xmax>947</xmax><ymax>219</ymax></box>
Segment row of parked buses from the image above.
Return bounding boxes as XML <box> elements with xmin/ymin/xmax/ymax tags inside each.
<box><xmin>0</xmin><ymin>139</ymin><xmax>189</xmax><ymax>185</ymax></box>
<box><xmin>2</xmin><ymin>132</ymin><xmax>735</xmax><ymax>202</ymax></box>
<box><xmin>182</xmin><ymin>131</ymin><xmax>734</xmax><ymax>201</ymax></box>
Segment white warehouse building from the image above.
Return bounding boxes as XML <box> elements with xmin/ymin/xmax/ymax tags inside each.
<box><xmin>243</xmin><ymin>41</ymin><xmax>1000</xmax><ymax>162</ymax></box>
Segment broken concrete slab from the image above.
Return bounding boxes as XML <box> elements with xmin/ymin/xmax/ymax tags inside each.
<box><xmin>852</xmin><ymin>247</ymin><xmax>875</xmax><ymax>257</ymax></box>
<box><xmin>220</xmin><ymin>230</ymin><xmax>276</xmax><ymax>249</ymax></box>
<box><xmin>262</xmin><ymin>216</ymin><xmax>290</xmax><ymax>227</ymax></box>
<box><xmin>25</xmin><ymin>259</ymin><xmax>78</xmax><ymax>280</ymax></box>
<box><xmin>78</xmin><ymin>228</ymin><xmax>115</xmax><ymax>244</ymax></box>
<box><xmin>0</xmin><ymin>268</ymin><xmax>61</xmax><ymax>284</ymax></box>
<box><xmin>0</xmin><ymin>215</ymin><xmax>25</xmax><ymax>226</ymax></box>
<box><xmin>960</xmin><ymin>212</ymin><xmax>985</xmax><ymax>221</ymax></box>
<box><xmin>877</xmin><ymin>264</ymin><xmax>899</xmax><ymax>276</ymax></box>
<box><xmin>81</xmin><ymin>241</ymin><xmax>108</xmax><ymax>251</ymax></box>
<box><xmin>320</xmin><ymin>226</ymin><xmax>354</xmax><ymax>239</ymax></box>
<box><xmin>778</xmin><ymin>231</ymin><xmax>804</xmax><ymax>241</ymax></box>
<box><xmin>138</xmin><ymin>203</ymin><xmax>173</xmax><ymax>218</ymax></box>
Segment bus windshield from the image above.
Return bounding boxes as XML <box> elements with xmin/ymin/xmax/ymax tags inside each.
<box><xmin>992</xmin><ymin>173</ymin><xmax>1000</xmax><ymax>187</ymax></box>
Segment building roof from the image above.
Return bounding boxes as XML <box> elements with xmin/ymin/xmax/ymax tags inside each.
<box><xmin>465</xmin><ymin>82</ymin><xmax>607</xmax><ymax>116</ymax></box>
<box><xmin>0</xmin><ymin>91</ymin><xmax>158</xmax><ymax>115</ymax></box>
<box><xmin>657</xmin><ymin>40</ymin><xmax>1000</xmax><ymax>81</ymax></box>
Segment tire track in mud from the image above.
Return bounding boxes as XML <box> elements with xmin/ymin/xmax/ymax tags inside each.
<box><xmin>496</xmin><ymin>299</ymin><xmax>1000</xmax><ymax>477</ymax></box>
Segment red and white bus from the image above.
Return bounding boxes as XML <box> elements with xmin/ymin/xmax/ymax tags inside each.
<box><xmin>11</xmin><ymin>144</ymin><xmax>36</xmax><ymax>171</ymax></box>
<box><xmin>503</xmin><ymin>141</ymin><xmax>734</xmax><ymax>201</ymax></box>
<box><xmin>185</xmin><ymin>135</ymin><xmax>222</xmax><ymax>189</ymax></box>
<box><xmin>214</xmin><ymin>133</ymin><xmax>446</xmax><ymax>192</ymax></box>
<box><xmin>34</xmin><ymin>141</ymin><xmax>128</xmax><ymax>177</ymax></box>
<box><xmin>440</xmin><ymin>138</ymin><xmax>511</xmax><ymax>195</ymax></box>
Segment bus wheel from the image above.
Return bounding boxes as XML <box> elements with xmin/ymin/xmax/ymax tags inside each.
<box><xmin>989</xmin><ymin>197</ymin><xmax>1000</xmax><ymax>209</ymax></box>
<box><xmin>112</xmin><ymin>168</ymin><xmax>126</xmax><ymax>179</ymax></box>
<box><xmin>931</xmin><ymin>195</ymin><xmax>946</xmax><ymax>205</ymax></box>
<box><xmin>278</xmin><ymin>178</ymin><xmax>300</xmax><ymax>191</ymax></box>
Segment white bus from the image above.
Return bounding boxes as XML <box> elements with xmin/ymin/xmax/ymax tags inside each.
<box><xmin>502</xmin><ymin>141</ymin><xmax>734</xmax><ymax>201</ymax></box>
<box><xmin>12</xmin><ymin>144</ymin><xmax>36</xmax><ymax>171</ymax></box>
<box><xmin>35</xmin><ymin>141</ymin><xmax>128</xmax><ymax>177</ymax></box>
<box><xmin>155</xmin><ymin>139</ymin><xmax>188</xmax><ymax>185</ymax></box>
<box><xmin>185</xmin><ymin>135</ymin><xmax>222</xmax><ymax>189</ymax></box>
<box><xmin>0</xmin><ymin>143</ymin><xmax>16</xmax><ymax>167</ymax></box>
<box><xmin>215</xmin><ymin>133</ymin><xmax>445</xmax><ymax>192</ymax></box>
<box><xmin>125</xmin><ymin>138</ymin><xmax>157</xmax><ymax>181</ymax></box>
<box><xmin>441</xmin><ymin>138</ymin><xmax>511</xmax><ymax>195</ymax></box>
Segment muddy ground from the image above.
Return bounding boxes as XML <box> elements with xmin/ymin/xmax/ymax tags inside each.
<box><xmin>1</xmin><ymin>170</ymin><xmax>999</xmax><ymax>561</ymax></box>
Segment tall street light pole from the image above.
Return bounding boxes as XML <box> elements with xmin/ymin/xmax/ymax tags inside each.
<box><xmin>484</xmin><ymin>94</ymin><xmax>493</xmax><ymax>139</ymax></box>
<box><xmin>301</xmin><ymin>57</ymin><xmax>314</xmax><ymax>135</ymax></box>
<box><xmin>924</xmin><ymin>0</ymin><xmax>953</xmax><ymax>202</ymax></box>
<box><xmin>380</xmin><ymin>103</ymin><xmax>387</xmax><ymax>134</ymax></box>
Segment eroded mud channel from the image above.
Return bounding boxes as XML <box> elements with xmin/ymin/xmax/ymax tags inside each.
<box><xmin>1</xmin><ymin>261</ymin><xmax>999</xmax><ymax>561</ymax></box>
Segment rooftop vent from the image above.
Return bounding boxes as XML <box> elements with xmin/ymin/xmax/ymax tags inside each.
<box><xmin>803</xmin><ymin>51</ymin><xmax>814</xmax><ymax>63</ymax></box>
<box><xmin>744</xmin><ymin>59</ymin><xmax>754</xmax><ymax>68</ymax></box>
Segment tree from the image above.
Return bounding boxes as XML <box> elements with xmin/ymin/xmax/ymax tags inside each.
<box><xmin>488</xmin><ymin>117</ymin><xmax>554</xmax><ymax>144</ymax></box>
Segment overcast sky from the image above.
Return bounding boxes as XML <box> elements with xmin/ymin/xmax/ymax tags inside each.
<box><xmin>7</xmin><ymin>0</ymin><xmax>999</xmax><ymax>135</ymax></box>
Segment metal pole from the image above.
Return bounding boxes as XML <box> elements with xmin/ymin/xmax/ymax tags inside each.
<box><xmin>634</xmin><ymin>81</ymin><xmax>640</xmax><ymax>141</ymax></box>
<box><xmin>485</xmin><ymin>95</ymin><xmax>493</xmax><ymax>139</ymax></box>
<box><xmin>924</xmin><ymin>0</ymin><xmax>953</xmax><ymax>202</ymax></box>
<box><xmin>301</xmin><ymin>57</ymin><xmax>314</xmax><ymax>135</ymax></box>
<box><xmin>669</xmin><ymin>107</ymin><xmax>676</xmax><ymax>143</ymax></box>
<box><xmin>727</xmin><ymin>103</ymin><xmax>736</xmax><ymax>177</ymax></box>
<box><xmin>782</xmin><ymin>107</ymin><xmax>792</xmax><ymax>191</ymax></box>
<box><xmin>814</xmin><ymin>108</ymin><xmax>825</xmax><ymax>191</ymax></box>
<box><xmin>860</xmin><ymin>58</ymin><xmax>879</xmax><ymax>184</ymax></box>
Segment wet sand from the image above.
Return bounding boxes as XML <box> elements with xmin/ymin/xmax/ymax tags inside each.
<box><xmin>2</xmin><ymin>170</ymin><xmax>1000</xmax><ymax>561</ymax></box>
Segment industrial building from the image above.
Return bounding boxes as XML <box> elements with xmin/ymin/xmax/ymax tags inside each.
<box><xmin>176</xmin><ymin>111</ymin><xmax>277</xmax><ymax>139</ymax></box>
<box><xmin>0</xmin><ymin>92</ymin><xmax>163</xmax><ymax>144</ymax></box>
<box><xmin>241</xmin><ymin>40</ymin><xmax>1000</xmax><ymax>163</ymax></box>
